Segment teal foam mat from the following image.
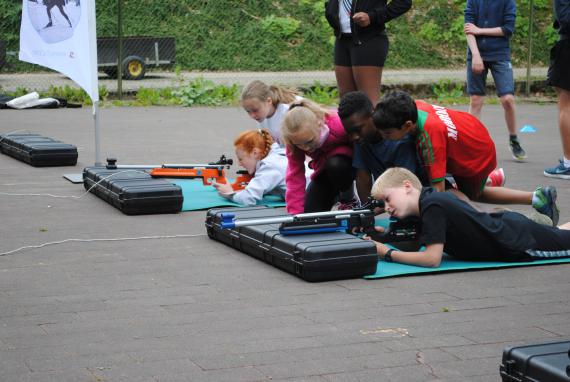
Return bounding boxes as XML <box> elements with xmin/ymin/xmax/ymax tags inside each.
<box><xmin>366</xmin><ymin>218</ymin><xmax>570</xmax><ymax>279</ymax></box>
<box><xmin>171</xmin><ymin>179</ymin><xmax>286</xmax><ymax>211</ymax></box>
<box><xmin>366</xmin><ymin>256</ymin><xmax>570</xmax><ymax>279</ymax></box>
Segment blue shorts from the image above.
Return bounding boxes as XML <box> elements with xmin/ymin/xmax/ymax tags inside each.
<box><xmin>466</xmin><ymin>60</ymin><xmax>514</xmax><ymax>97</ymax></box>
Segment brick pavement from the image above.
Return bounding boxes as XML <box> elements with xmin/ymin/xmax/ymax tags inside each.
<box><xmin>1</xmin><ymin>104</ymin><xmax>569</xmax><ymax>381</ymax></box>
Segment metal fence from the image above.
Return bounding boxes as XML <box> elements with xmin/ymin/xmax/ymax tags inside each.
<box><xmin>1</xmin><ymin>0</ymin><xmax>339</xmax><ymax>96</ymax></box>
<box><xmin>0</xmin><ymin>0</ymin><xmax>545</xmax><ymax>98</ymax></box>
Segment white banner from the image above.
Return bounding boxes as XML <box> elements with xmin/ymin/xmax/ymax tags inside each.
<box><xmin>19</xmin><ymin>0</ymin><xmax>99</xmax><ymax>102</ymax></box>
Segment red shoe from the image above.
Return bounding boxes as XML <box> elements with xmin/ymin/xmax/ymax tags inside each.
<box><xmin>486</xmin><ymin>168</ymin><xmax>506</xmax><ymax>187</ymax></box>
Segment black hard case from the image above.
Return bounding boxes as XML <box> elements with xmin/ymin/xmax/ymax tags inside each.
<box><xmin>83</xmin><ymin>167</ymin><xmax>183</xmax><ymax>215</ymax></box>
<box><xmin>500</xmin><ymin>340</ymin><xmax>570</xmax><ymax>382</ymax></box>
<box><xmin>205</xmin><ymin>206</ymin><xmax>378</xmax><ymax>282</ymax></box>
<box><xmin>0</xmin><ymin>133</ymin><xmax>78</xmax><ymax>166</ymax></box>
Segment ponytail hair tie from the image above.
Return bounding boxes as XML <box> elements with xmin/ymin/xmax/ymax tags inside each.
<box><xmin>288</xmin><ymin>102</ymin><xmax>303</xmax><ymax>111</ymax></box>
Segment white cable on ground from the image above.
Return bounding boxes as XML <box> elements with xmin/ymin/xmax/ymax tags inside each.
<box><xmin>0</xmin><ymin>165</ymin><xmax>209</xmax><ymax>257</ymax></box>
<box><xmin>0</xmin><ymin>169</ymin><xmax>148</xmax><ymax>199</ymax></box>
<box><xmin>0</xmin><ymin>233</ymin><xmax>208</xmax><ymax>257</ymax></box>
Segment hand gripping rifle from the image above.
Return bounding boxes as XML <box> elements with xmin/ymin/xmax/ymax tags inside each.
<box><xmin>231</xmin><ymin>170</ymin><xmax>253</xmax><ymax>192</ymax></box>
<box><xmin>357</xmin><ymin>197</ymin><xmax>420</xmax><ymax>243</ymax></box>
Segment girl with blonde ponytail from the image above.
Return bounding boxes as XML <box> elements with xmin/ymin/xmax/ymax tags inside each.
<box><xmin>241</xmin><ymin>80</ymin><xmax>302</xmax><ymax>146</ymax></box>
<box><xmin>213</xmin><ymin>129</ymin><xmax>288</xmax><ymax>206</ymax></box>
<box><xmin>282</xmin><ymin>99</ymin><xmax>355</xmax><ymax>214</ymax></box>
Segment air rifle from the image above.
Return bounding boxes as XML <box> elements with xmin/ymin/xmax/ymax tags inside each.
<box><xmin>150</xmin><ymin>155</ymin><xmax>252</xmax><ymax>190</ymax></box>
<box><xmin>369</xmin><ymin>217</ymin><xmax>420</xmax><ymax>246</ymax></box>
<box><xmin>149</xmin><ymin>155</ymin><xmax>232</xmax><ymax>187</ymax></box>
<box><xmin>220</xmin><ymin>200</ymin><xmax>420</xmax><ymax>246</ymax></box>
<box><xmin>356</xmin><ymin>198</ymin><xmax>420</xmax><ymax>245</ymax></box>
<box><xmin>220</xmin><ymin>209</ymin><xmax>376</xmax><ymax>236</ymax></box>
<box><xmin>105</xmin><ymin>156</ymin><xmax>252</xmax><ymax>191</ymax></box>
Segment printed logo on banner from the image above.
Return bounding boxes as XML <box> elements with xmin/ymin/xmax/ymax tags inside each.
<box><xmin>27</xmin><ymin>0</ymin><xmax>81</xmax><ymax>44</ymax></box>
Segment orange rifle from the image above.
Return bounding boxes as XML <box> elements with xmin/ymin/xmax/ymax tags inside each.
<box><xmin>149</xmin><ymin>155</ymin><xmax>252</xmax><ymax>190</ymax></box>
<box><xmin>231</xmin><ymin>170</ymin><xmax>253</xmax><ymax>191</ymax></box>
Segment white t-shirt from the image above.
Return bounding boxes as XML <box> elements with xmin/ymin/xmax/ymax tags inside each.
<box><xmin>339</xmin><ymin>0</ymin><xmax>352</xmax><ymax>33</ymax></box>
<box><xmin>257</xmin><ymin>95</ymin><xmax>303</xmax><ymax>147</ymax></box>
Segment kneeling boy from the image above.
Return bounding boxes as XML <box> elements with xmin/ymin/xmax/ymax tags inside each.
<box><xmin>372</xmin><ymin>90</ymin><xmax>559</xmax><ymax>225</ymax></box>
<box><xmin>369</xmin><ymin>167</ymin><xmax>570</xmax><ymax>268</ymax></box>
<box><xmin>338</xmin><ymin>91</ymin><xmax>428</xmax><ymax>204</ymax></box>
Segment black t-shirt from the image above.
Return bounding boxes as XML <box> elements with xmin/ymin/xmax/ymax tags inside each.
<box><xmin>418</xmin><ymin>188</ymin><xmax>536</xmax><ymax>262</ymax></box>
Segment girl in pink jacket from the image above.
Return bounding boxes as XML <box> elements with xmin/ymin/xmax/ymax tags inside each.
<box><xmin>282</xmin><ymin>100</ymin><xmax>354</xmax><ymax>214</ymax></box>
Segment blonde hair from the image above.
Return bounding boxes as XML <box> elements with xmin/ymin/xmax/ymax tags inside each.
<box><xmin>371</xmin><ymin>167</ymin><xmax>423</xmax><ymax>198</ymax></box>
<box><xmin>234</xmin><ymin>128</ymin><xmax>274</xmax><ymax>159</ymax></box>
<box><xmin>281</xmin><ymin>99</ymin><xmax>331</xmax><ymax>150</ymax></box>
<box><xmin>241</xmin><ymin>80</ymin><xmax>299</xmax><ymax>107</ymax></box>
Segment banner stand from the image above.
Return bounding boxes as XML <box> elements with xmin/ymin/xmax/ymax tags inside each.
<box><xmin>94</xmin><ymin>101</ymin><xmax>101</xmax><ymax>166</ymax></box>
<box><xmin>19</xmin><ymin>0</ymin><xmax>101</xmax><ymax>180</ymax></box>
<box><xmin>63</xmin><ymin>102</ymin><xmax>101</xmax><ymax>183</ymax></box>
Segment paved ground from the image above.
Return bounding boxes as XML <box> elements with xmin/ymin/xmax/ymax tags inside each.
<box><xmin>0</xmin><ymin>67</ymin><xmax>548</xmax><ymax>93</ymax></box>
<box><xmin>1</xmin><ymin>104</ymin><xmax>569</xmax><ymax>382</ymax></box>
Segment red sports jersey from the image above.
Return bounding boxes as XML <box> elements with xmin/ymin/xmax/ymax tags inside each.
<box><xmin>415</xmin><ymin>100</ymin><xmax>496</xmax><ymax>183</ymax></box>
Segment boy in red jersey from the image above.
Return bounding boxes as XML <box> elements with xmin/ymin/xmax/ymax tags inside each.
<box><xmin>371</xmin><ymin>90</ymin><xmax>559</xmax><ymax>225</ymax></box>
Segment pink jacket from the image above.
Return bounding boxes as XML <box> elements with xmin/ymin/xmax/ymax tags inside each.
<box><xmin>285</xmin><ymin>111</ymin><xmax>353</xmax><ymax>214</ymax></box>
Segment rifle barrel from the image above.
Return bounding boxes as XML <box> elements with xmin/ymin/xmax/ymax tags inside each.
<box><xmin>230</xmin><ymin>216</ymin><xmax>294</xmax><ymax>228</ymax></box>
<box><xmin>220</xmin><ymin>210</ymin><xmax>369</xmax><ymax>229</ymax></box>
<box><xmin>162</xmin><ymin>164</ymin><xmax>226</xmax><ymax>169</ymax></box>
<box><xmin>111</xmin><ymin>164</ymin><xmax>161</xmax><ymax>169</ymax></box>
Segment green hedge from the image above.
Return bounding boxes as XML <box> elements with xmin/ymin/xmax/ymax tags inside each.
<box><xmin>0</xmin><ymin>0</ymin><xmax>557</xmax><ymax>72</ymax></box>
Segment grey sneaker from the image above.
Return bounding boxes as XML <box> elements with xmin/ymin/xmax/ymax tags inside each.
<box><xmin>532</xmin><ymin>186</ymin><xmax>559</xmax><ymax>226</ymax></box>
<box><xmin>526</xmin><ymin>211</ymin><xmax>554</xmax><ymax>227</ymax></box>
<box><xmin>509</xmin><ymin>138</ymin><xmax>527</xmax><ymax>161</ymax></box>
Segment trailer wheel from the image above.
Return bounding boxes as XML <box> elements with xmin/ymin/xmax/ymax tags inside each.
<box><xmin>123</xmin><ymin>56</ymin><xmax>146</xmax><ymax>80</ymax></box>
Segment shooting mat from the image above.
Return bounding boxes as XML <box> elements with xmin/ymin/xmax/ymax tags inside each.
<box><xmin>171</xmin><ymin>179</ymin><xmax>286</xmax><ymax>211</ymax></box>
<box><xmin>366</xmin><ymin>219</ymin><xmax>570</xmax><ymax>279</ymax></box>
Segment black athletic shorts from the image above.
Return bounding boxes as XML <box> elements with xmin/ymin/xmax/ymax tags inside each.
<box><xmin>334</xmin><ymin>32</ymin><xmax>389</xmax><ymax>67</ymax></box>
<box><xmin>547</xmin><ymin>38</ymin><xmax>570</xmax><ymax>92</ymax></box>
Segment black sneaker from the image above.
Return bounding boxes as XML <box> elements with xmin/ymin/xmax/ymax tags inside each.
<box><xmin>509</xmin><ymin>138</ymin><xmax>527</xmax><ymax>161</ymax></box>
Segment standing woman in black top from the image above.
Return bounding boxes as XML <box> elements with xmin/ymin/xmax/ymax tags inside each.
<box><xmin>325</xmin><ymin>0</ymin><xmax>412</xmax><ymax>106</ymax></box>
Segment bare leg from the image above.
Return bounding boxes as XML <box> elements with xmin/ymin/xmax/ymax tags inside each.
<box><xmin>559</xmin><ymin>222</ymin><xmax>570</xmax><ymax>230</ymax></box>
<box><xmin>469</xmin><ymin>94</ymin><xmax>484</xmax><ymax>119</ymax></box>
<box><xmin>335</xmin><ymin>65</ymin><xmax>357</xmax><ymax>100</ymax></box>
<box><xmin>352</xmin><ymin>66</ymin><xmax>382</xmax><ymax>106</ymax></box>
<box><xmin>477</xmin><ymin>186</ymin><xmax>532</xmax><ymax>205</ymax></box>
<box><xmin>556</xmin><ymin>87</ymin><xmax>570</xmax><ymax>159</ymax></box>
<box><xmin>500</xmin><ymin>94</ymin><xmax>517</xmax><ymax>136</ymax></box>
